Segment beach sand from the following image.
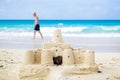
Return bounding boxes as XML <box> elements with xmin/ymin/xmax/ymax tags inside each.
<box><xmin>0</xmin><ymin>36</ymin><xmax>120</xmax><ymax>80</ymax></box>
<box><xmin>0</xmin><ymin>36</ymin><xmax>120</xmax><ymax>52</ymax></box>
<box><xmin>0</xmin><ymin>49</ymin><xmax>120</xmax><ymax>80</ymax></box>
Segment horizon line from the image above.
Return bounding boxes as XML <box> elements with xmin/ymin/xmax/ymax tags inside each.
<box><xmin>0</xmin><ymin>19</ymin><xmax>120</xmax><ymax>20</ymax></box>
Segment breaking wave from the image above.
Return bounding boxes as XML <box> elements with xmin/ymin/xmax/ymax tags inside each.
<box><xmin>100</xmin><ymin>26</ymin><xmax>120</xmax><ymax>31</ymax></box>
<box><xmin>0</xmin><ymin>25</ymin><xmax>120</xmax><ymax>37</ymax></box>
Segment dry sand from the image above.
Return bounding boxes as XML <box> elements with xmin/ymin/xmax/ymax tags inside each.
<box><xmin>0</xmin><ymin>49</ymin><xmax>120</xmax><ymax>80</ymax></box>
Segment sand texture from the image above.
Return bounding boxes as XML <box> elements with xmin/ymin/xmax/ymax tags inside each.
<box><xmin>0</xmin><ymin>49</ymin><xmax>120</xmax><ymax>80</ymax></box>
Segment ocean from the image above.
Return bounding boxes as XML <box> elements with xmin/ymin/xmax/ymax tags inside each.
<box><xmin>0</xmin><ymin>20</ymin><xmax>120</xmax><ymax>37</ymax></box>
<box><xmin>0</xmin><ymin>20</ymin><xmax>120</xmax><ymax>52</ymax></box>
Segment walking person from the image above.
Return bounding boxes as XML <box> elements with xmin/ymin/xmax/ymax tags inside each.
<box><xmin>33</xmin><ymin>12</ymin><xmax>43</xmax><ymax>39</ymax></box>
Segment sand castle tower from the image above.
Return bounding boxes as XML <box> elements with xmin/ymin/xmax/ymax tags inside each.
<box><xmin>23</xmin><ymin>50</ymin><xmax>35</xmax><ymax>64</ymax></box>
<box><xmin>63</xmin><ymin>49</ymin><xmax>74</xmax><ymax>65</ymax></box>
<box><xmin>85</xmin><ymin>50</ymin><xmax>95</xmax><ymax>65</ymax></box>
<box><xmin>34</xmin><ymin>49</ymin><xmax>41</xmax><ymax>64</ymax></box>
<box><xmin>52</xmin><ymin>29</ymin><xmax>63</xmax><ymax>43</ymax></box>
<box><xmin>73</xmin><ymin>49</ymin><xmax>85</xmax><ymax>64</ymax></box>
<box><xmin>51</xmin><ymin>47</ymin><xmax>63</xmax><ymax>57</ymax></box>
<box><xmin>41</xmin><ymin>49</ymin><xmax>53</xmax><ymax>65</ymax></box>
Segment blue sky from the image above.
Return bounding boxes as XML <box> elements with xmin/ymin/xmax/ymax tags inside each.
<box><xmin>0</xmin><ymin>0</ymin><xmax>120</xmax><ymax>19</ymax></box>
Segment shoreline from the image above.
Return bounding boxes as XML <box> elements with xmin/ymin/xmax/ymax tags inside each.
<box><xmin>1</xmin><ymin>32</ymin><xmax>120</xmax><ymax>37</ymax></box>
<box><xmin>0</xmin><ymin>36</ymin><xmax>120</xmax><ymax>52</ymax></box>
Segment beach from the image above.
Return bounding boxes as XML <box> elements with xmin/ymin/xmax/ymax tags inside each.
<box><xmin>0</xmin><ymin>20</ymin><xmax>120</xmax><ymax>80</ymax></box>
<box><xmin>0</xmin><ymin>49</ymin><xmax>120</xmax><ymax>80</ymax></box>
<box><xmin>0</xmin><ymin>35</ymin><xmax>120</xmax><ymax>80</ymax></box>
<box><xmin>0</xmin><ymin>0</ymin><xmax>120</xmax><ymax>78</ymax></box>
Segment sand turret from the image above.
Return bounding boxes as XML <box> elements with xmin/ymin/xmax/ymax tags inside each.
<box><xmin>23</xmin><ymin>50</ymin><xmax>35</xmax><ymax>64</ymax></box>
<box><xmin>34</xmin><ymin>49</ymin><xmax>41</xmax><ymax>64</ymax></box>
<box><xmin>52</xmin><ymin>29</ymin><xmax>63</xmax><ymax>43</ymax></box>
<box><xmin>63</xmin><ymin>49</ymin><xmax>74</xmax><ymax>65</ymax></box>
<box><xmin>85</xmin><ymin>50</ymin><xmax>95</xmax><ymax>65</ymax></box>
<box><xmin>73</xmin><ymin>48</ymin><xmax>85</xmax><ymax>64</ymax></box>
<box><xmin>41</xmin><ymin>49</ymin><xmax>53</xmax><ymax>65</ymax></box>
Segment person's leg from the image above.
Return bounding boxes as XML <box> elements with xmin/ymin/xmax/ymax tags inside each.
<box><xmin>33</xmin><ymin>30</ymin><xmax>36</xmax><ymax>39</ymax></box>
<box><xmin>38</xmin><ymin>30</ymin><xmax>43</xmax><ymax>39</ymax></box>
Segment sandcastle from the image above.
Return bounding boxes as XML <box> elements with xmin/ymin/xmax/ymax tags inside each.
<box><xmin>19</xmin><ymin>29</ymin><xmax>98</xmax><ymax>79</ymax></box>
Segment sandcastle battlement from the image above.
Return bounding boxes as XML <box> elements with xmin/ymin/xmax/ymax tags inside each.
<box><xmin>23</xmin><ymin>48</ymin><xmax>96</xmax><ymax>65</ymax></box>
<box><xmin>19</xmin><ymin>29</ymin><xmax>98</xmax><ymax>79</ymax></box>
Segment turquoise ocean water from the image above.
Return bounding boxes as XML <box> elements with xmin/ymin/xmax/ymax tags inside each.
<box><xmin>0</xmin><ymin>20</ymin><xmax>120</xmax><ymax>52</ymax></box>
<box><xmin>0</xmin><ymin>20</ymin><xmax>120</xmax><ymax>37</ymax></box>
